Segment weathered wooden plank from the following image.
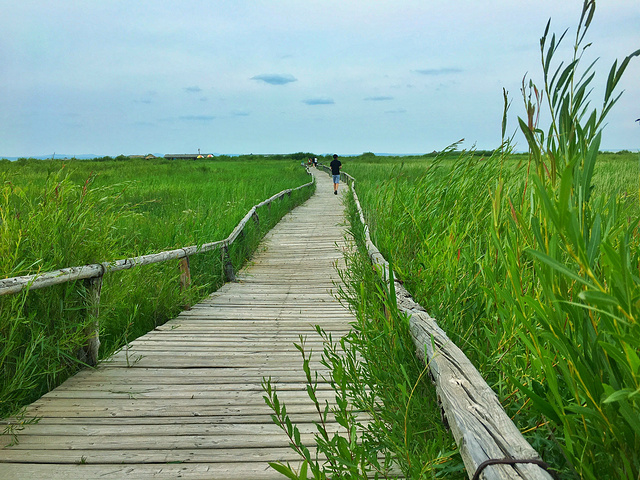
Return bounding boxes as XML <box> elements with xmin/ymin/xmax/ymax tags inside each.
<box><xmin>104</xmin><ymin>347</ymin><xmax>334</xmax><ymax>357</ymax></box>
<box><xmin>125</xmin><ymin>336</ymin><xmax>332</xmax><ymax>344</ymax></box>
<box><xmin>204</xmin><ymin>293</ymin><xmax>338</xmax><ymax>300</ymax></box>
<box><xmin>111</xmin><ymin>343</ymin><xmax>328</xmax><ymax>352</ymax></box>
<box><xmin>37</xmin><ymin>394</ymin><xmax>329</xmax><ymax>406</ymax></box>
<box><xmin>37</xmin><ymin>388</ymin><xmax>334</xmax><ymax>402</ymax></box>
<box><xmin>103</xmin><ymin>353</ymin><xmax>329</xmax><ymax>365</ymax></box>
<box><xmin>55</xmin><ymin>366</ymin><xmax>324</xmax><ymax>380</ymax></box>
<box><xmin>54</xmin><ymin>377</ymin><xmax>320</xmax><ymax>388</ymax></box>
<box><xmin>2</xmin><ymin>433</ymin><xmax>321</xmax><ymax>450</ymax></box>
<box><xmin>0</xmin><ymin>456</ymin><xmax>398</xmax><ymax>480</ymax></box>
<box><xmin>36</xmin><ymin>383</ymin><xmax>333</xmax><ymax>396</ymax></box>
<box><xmin>0</xmin><ymin>421</ymin><xmax>337</xmax><ymax>437</ymax></box>
<box><xmin>96</xmin><ymin>360</ymin><xmax>328</xmax><ymax>370</ymax></box>
<box><xmin>0</xmin><ymin>447</ymin><xmax>307</xmax><ymax>464</ymax></box>
<box><xmin>0</xmin><ymin>463</ymin><xmax>298</xmax><ymax>480</ymax></box>
<box><xmin>21</xmin><ymin>404</ymin><xmax>322</xmax><ymax>418</ymax></box>
<box><xmin>3</xmin><ymin>413</ymin><xmax>335</xmax><ymax>427</ymax></box>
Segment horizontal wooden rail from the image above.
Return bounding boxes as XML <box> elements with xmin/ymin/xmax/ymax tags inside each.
<box><xmin>0</xmin><ymin>170</ymin><xmax>314</xmax><ymax>365</ymax></box>
<box><xmin>319</xmin><ymin>166</ymin><xmax>553</xmax><ymax>480</ymax></box>
<box><xmin>0</xmin><ymin>175</ymin><xmax>314</xmax><ymax>296</ymax></box>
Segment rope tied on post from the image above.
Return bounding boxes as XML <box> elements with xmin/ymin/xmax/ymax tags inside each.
<box><xmin>472</xmin><ymin>458</ymin><xmax>557</xmax><ymax>480</ymax></box>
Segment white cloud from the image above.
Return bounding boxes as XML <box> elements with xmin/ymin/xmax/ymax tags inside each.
<box><xmin>303</xmin><ymin>98</ymin><xmax>335</xmax><ymax>106</ymax></box>
<box><xmin>251</xmin><ymin>74</ymin><xmax>297</xmax><ymax>85</ymax></box>
<box><xmin>365</xmin><ymin>96</ymin><xmax>394</xmax><ymax>101</ymax></box>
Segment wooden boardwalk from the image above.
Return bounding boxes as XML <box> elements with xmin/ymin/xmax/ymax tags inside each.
<box><xmin>0</xmin><ymin>172</ymin><xmax>353</xmax><ymax>479</ymax></box>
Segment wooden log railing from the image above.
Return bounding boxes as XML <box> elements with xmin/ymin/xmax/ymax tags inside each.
<box><xmin>0</xmin><ymin>170</ymin><xmax>315</xmax><ymax>365</ymax></box>
<box><xmin>317</xmin><ymin>164</ymin><xmax>553</xmax><ymax>480</ymax></box>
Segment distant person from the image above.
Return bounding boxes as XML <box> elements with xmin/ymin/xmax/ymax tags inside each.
<box><xmin>313</xmin><ymin>157</ymin><xmax>318</xmax><ymax>167</ymax></box>
<box><xmin>330</xmin><ymin>154</ymin><xmax>342</xmax><ymax>195</ymax></box>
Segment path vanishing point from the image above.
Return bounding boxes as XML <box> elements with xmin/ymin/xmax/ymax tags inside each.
<box><xmin>0</xmin><ymin>171</ymin><xmax>354</xmax><ymax>479</ymax></box>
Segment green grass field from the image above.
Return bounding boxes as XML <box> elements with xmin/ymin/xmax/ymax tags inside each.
<box><xmin>0</xmin><ymin>155</ymin><xmax>313</xmax><ymax>419</ymax></box>
<box><xmin>337</xmin><ymin>147</ymin><xmax>639</xmax><ymax>479</ymax></box>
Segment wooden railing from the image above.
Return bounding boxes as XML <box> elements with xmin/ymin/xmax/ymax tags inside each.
<box><xmin>318</xmin><ymin>164</ymin><xmax>553</xmax><ymax>480</ymax></box>
<box><xmin>0</xmin><ymin>170</ymin><xmax>315</xmax><ymax>366</ymax></box>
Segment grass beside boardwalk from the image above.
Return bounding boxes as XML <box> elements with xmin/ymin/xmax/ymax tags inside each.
<box><xmin>0</xmin><ymin>156</ymin><xmax>313</xmax><ymax>419</ymax></box>
<box><xmin>323</xmin><ymin>5</ymin><xmax>640</xmax><ymax>475</ymax></box>
<box><xmin>338</xmin><ymin>148</ymin><xmax>638</xmax><ymax>478</ymax></box>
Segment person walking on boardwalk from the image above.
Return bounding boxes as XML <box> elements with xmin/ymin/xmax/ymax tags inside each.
<box><xmin>330</xmin><ymin>154</ymin><xmax>342</xmax><ymax>195</ymax></box>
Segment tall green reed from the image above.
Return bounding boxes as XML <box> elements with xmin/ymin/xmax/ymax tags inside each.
<box><xmin>492</xmin><ymin>1</ymin><xmax>640</xmax><ymax>477</ymax></box>
<box><xmin>1</xmin><ymin>169</ymin><xmax>134</xmax><ymax>418</ymax></box>
<box><xmin>338</xmin><ymin>2</ymin><xmax>639</xmax><ymax>477</ymax></box>
<box><xmin>1</xmin><ymin>159</ymin><xmax>312</xmax><ymax>419</ymax></box>
<box><xmin>347</xmin><ymin>147</ymin><xmax>513</xmax><ymax>371</ymax></box>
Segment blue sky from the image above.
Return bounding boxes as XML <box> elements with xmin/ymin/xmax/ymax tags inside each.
<box><xmin>1</xmin><ymin>1</ymin><xmax>639</xmax><ymax>157</ymax></box>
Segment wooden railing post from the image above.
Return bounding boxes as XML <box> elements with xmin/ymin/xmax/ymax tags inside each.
<box><xmin>80</xmin><ymin>275</ymin><xmax>102</xmax><ymax>366</ymax></box>
<box><xmin>179</xmin><ymin>257</ymin><xmax>191</xmax><ymax>290</ymax></box>
<box><xmin>252</xmin><ymin>211</ymin><xmax>260</xmax><ymax>227</ymax></box>
<box><xmin>179</xmin><ymin>256</ymin><xmax>192</xmax><ymax>309</ymax></box>
<box><xmin>222</xmin><ymin>246</ymin><xmax>236</xmax><ymax>282</ymax></box>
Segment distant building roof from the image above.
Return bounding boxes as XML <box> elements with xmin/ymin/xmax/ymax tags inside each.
<box><xmin>164</xmin><ymin>154</ymin><xmax>211</xmax><ymax>160</ymax></box>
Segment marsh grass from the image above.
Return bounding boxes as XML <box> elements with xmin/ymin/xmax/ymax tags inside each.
<box><xmin>0</xmin><ymin>157</ymin><xmax>312</xmax><ymax>418</ymax></box>
<box><xmin>495</xmin><ymin>3</ymin><xmax>640</xmax><ymax>476</ymax></box>
<box><xmin>337</xmin><ymin>149</ymin><xmax>639</xmax><ymax>479</ymax></box>
<box><xmin>329</xmin><ymin>3</ymin><xmax>639</xmax><ymax>478</ymax></box>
